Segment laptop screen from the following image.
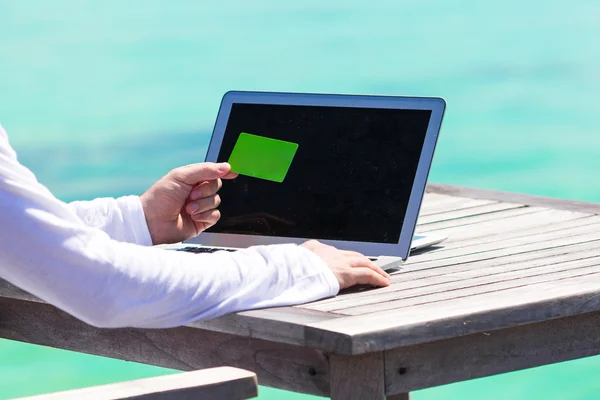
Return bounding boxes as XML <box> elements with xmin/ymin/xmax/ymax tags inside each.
<box><xmin>207</xmin><ymin>102</ymin><xmax>432</xmax><ymax>244</ymax></box>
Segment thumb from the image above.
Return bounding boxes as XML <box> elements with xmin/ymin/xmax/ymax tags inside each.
<box><xmin>169</xmin><ymin>162</ymin><xmax>231</xmax><ymax>186</ymax></box>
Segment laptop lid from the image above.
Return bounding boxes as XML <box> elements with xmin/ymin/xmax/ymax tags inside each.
<box><xmin>188</xmin><ymin>91</ymin><xmax>445</xmax><ymax>260</ymax></box>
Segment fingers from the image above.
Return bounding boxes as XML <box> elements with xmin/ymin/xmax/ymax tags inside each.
<box><xmin>189</xmin><ymin>209</ymin><xmax>221</xmax><ymax>225</ymax></box>
<box><xmin>302</xmin><ymin>241</ymin><xmax>390</xmax><ymax>280</ymax></box>
<box><xmin>343</xmin><ymin>252</ymin><xmax>390</xmax><ymax>280</ymax></box>
<box><xmin>348</xmin><ymin>268</ymin><xmax>391</xmax><ymax>287</ymax></box>
<box><xmin>337</xmin><ymin>250</ymin><xmax>390</xmax><ymax>288</ymax></box>
<box><xmin>190</xmin><ymin>179</ymin><xmax>222</xmax><ymax>200</ymax></box>
<box><xmin>169</xmin><ymin>162</ymin><xmax>232</xmax><ymax>186</ymax></box>
<box><xmin>187</xmin><ymin>194</ymin><xmax>221</xmax><ymax>215</ymax></box>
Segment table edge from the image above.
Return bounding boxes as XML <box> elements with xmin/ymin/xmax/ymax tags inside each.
<box><xmin>426</xmin><ymin>183</ymin><xmax>600</xmax><ymax>214</ymax></box>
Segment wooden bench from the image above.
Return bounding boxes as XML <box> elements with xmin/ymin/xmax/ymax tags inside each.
<box><xmin>2</xmin><ymin>183</ymin><xmax>600</xmax><ymax>399</ymax></box>
<box><xmin>14</xmin><ymin>367</ymin><xmax>258</xmax><ymax>400</ymax></box>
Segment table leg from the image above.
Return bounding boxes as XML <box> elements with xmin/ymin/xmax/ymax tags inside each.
<box><xmin>329</xmin><ymin>352</ymin><xmax>386</xmax><ymax>400</ymax></box>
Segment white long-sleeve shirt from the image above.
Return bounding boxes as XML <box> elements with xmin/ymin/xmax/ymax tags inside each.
<box><xmin>0</xmin><ymin>124</ymin><xmax>339</xmax><ymax>328</ymax></box>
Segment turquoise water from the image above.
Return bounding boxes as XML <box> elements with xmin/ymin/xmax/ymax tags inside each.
<box><xmin>1</xmin><ymin>0</ymin><xmax>600</xmax><ymax>398</ymax></box>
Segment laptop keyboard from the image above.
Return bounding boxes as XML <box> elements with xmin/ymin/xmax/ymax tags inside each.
<box><xmin>177</xmin><ymin>246</ymin><xmax>236</xmax><ymax>254</ymax></box>
<box><xmin>178</xmin><ymin>246</ymin><xmax>378</xmax><ymax>261</ymax></box>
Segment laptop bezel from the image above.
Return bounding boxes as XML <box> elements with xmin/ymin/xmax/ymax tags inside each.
<box><xmin>188</xmin><ymin>90</ymin><xmax>445</xmax><ymax>260</ymax></box>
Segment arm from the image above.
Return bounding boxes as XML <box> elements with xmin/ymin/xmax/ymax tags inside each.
<box><xmin>0</xmin><ymin>130</ymin><xmax>338</xmax><ymax>328</ymax></box>
<box><xmin>0</xmin><ymin>125</ymin><xmax>389</xmax><ymax>329</ymax></box>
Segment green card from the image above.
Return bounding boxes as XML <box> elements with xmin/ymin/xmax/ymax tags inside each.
<box><xmin>227</xmin><ymin>133</ymin><xmax>299</xmax><ymax>183</ymax></box>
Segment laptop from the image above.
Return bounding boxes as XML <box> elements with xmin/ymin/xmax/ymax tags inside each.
<box><xmin>172</xmin><ymin>91</ymin><xmax>447</xmax><ymax>270</ymax></box>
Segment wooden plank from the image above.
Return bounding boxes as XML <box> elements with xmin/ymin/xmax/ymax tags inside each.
<box><xmin>188</xmin><ymin>307</ymin><xmax>344</xmax><ymax>347</ymax></box>
<box><xmin>422</xmin><ymin>192</ymin><xmax>456</xmax><ymax>201</ymax></box>
<box><xmin>304</xmin><ymin>246</ymin><xmax>600</xmax><ymax>311</ymax></box>
<box><xmin>419</xmin><ymin>192</ymin><xmax>457</xmax><ymax>206</ymax></box>
<box><xmin>417</xmin><ymin>202</ymin><xmax>523</xmax><ymax>225</ymax></box>
<box><xmin>305</xmin><ymin>241</ymin><xmax>600</xmax><ymax>308</ymax></box>
<box><xmin>419</xmin><ymin>198</ymin><xmax>496</xmax><ymax>216</ymax></box>
<box><xmin>417</xmin><ymin>209</ymin><xmax>591</xmax><ymax>244</ymax></box>
<box><xmin>426</xmin><ymin>183</ymin><xmax>600</xmax><ymax>215</ymax></box>
<box><xmin>419</xmin><ymin>197</ymin><xmax>498</xmax><ymax>216</ymax></box>
<box><xmin>416</xmin><ymin>206</ymin><xmax>544</xmax><ymax>232</ymax></box>
<box><xmin>401</xmin><ymin>232</ymin><xmax>600</xmax><ymax>271</ymax></box>
<box><xmin>311</xmin><ymin>255</ymin><xmax>600</xmax><ymax>313</ymax></box>
<box><xmin>403</xmin><ymin>239</ymin><xmax>600</xmax><ymax>276</ymax></box>
<box><xmin>0</xmin><ymin>297</ymin><xmax>331</xmax><ymax>397</ymax></box>
<box><xmin>420</xmin><ymin>192</ymin><xmax>467</xmax><ymax>205</ymax></box>
<box><xmin>16</xmin><ymin>367</ymin><xmax>258</xmax><ymax>400</ymax></box>
<box><xmin>329</xmin><ymin>352</ymin><xmax>385</xmax><ymax>400</ymax></box>
<box><xmin>0</xmin><ymin>279</ymin><xmax>342</xmax><ymax>349</ymax></box>
<box><xmin>337</xmin><ymin>258</ymin><xmax>600</xmax><ymax>315</ymax></box>
<box><xmin>302</xmin><ymin>241</ymin><xmax>600</xmax><ymax>311</ymax></box>
<box><xmin>401</xmin><ymin>240</ymin><xmax>600</xmax><ymax>280</ymax></box>
<box><xmin>410</xmin><ymin>218</ymin><xmax>600</xmax><ymax>263</ymax></box>
<box><xmin>303</xmin><ymin>273</ymin><xmax>600</xmax><ymax>354</ymax></box>
<box><xmin>426</xmin><ymin>213</ymin><xmax>596</xmax><ymax>252</ymax></box>
<box><xmin>384</xmin><ymin>311</ymin><xmax>600</xmax><ymax>394</ymax></box>
<box><xmin>413</xmin><ymin>212</ymin><xmax>585</xmax><ymax>257</ymax></box>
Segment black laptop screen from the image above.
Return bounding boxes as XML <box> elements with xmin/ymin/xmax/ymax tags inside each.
<box><xmin>207</xmin><ymin>103</ymin><xmax>432</xmax><ymax>244</ymax></box>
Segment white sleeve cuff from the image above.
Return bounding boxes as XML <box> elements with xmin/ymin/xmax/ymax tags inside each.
<box><xmin>115</xmin><ymin>195</ymin><xmax>153</xmax><ymax>246</ymax></box>
<box><xmin>295</xmin><ymin>245</ymin><xmax>340</xmax><ymax>297</ymax></box>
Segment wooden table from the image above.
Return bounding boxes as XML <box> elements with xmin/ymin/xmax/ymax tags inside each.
<box><xmin>2</xmin><ymin>184</ymin><xmax>600</xmax><ymax>399</ymax></box>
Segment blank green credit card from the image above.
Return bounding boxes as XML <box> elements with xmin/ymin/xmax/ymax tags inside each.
<box><xmin>227</xmin><ymin>133</ymin><xmax>299</xmax><ymax>183</ymax></box>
